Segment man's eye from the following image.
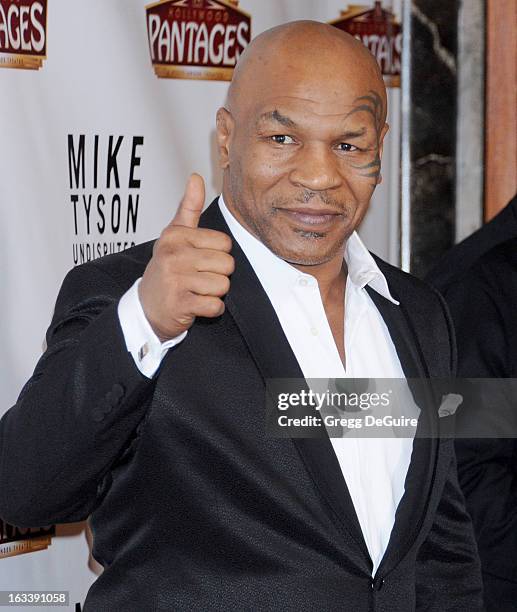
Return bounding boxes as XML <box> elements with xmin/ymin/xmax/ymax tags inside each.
<box><xmin>337</xmin><ymin>143</ymin><xmax>358</xmax><ymax>152</ymax></box>
<box><xmin>271</xmin><ymin>135</ymin><xmax>295</xmax><ymax>144</ymax></box>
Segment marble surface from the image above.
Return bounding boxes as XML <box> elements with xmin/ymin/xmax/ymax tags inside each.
<box><xmin>409</xmin><ymin>0</ymin><xmax>458</xmax><ymax>278</ymax></box>
<box><xmin>455</xmin><ymin>0</ymin><xmax>484</xmax><ymax>242</ymax></box>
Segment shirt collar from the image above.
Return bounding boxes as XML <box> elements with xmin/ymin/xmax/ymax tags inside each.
<box><xmin>218</xmin><ymin>194</ymin><xmax>399</xmax><ymax>305</ymax></box>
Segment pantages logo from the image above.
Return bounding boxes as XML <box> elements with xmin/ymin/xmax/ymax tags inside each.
<box><xmin>330</xmin><ymin>1</ymin><xmax>401</xmax><ymax>87</ymax></box>
<box><xmin>0</xmin><ymin>0</ymin><xmax>47</xmax><ymax>70</ymax></box>
<box><xmin>0</xmin><ymin>519</ymin><xmax>54</xmax><ymax>559</ymax></box>
<box><xmin>146</xmin><ymin>0</ymin><xmax>251</xmax><ymax>81</ymax></box>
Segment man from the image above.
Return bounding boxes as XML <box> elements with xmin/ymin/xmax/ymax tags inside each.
<box><xmin>0</xmin><ymin>22</ymin><xmax>482</xmax><ymax>611</ymax></box>
<box><xmin>431</xmin><ymin>227</ymin><xmax>517</xmax><ymax>611</ymax></box>
<box><xmin>427</xmin><ymin>194</ymin><xmax>517</xmax><ymax>293</ymax></box>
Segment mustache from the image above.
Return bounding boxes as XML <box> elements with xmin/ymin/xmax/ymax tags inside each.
<box><xmin>273</xmin><ymin>191</ymin><xmax>353</xmax><ymax>214</ymax></box>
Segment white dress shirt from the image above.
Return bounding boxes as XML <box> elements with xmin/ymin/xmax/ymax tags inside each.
<box><xmin>118</xmin><ymin>195</ymin><xmax>413</xmax><ymax>575</ymax></box>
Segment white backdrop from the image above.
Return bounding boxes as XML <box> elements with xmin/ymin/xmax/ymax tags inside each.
<box><xmin>0</xmin><ymin>1</ymin><xmax>402</xmax><ymax>608</ymax></box>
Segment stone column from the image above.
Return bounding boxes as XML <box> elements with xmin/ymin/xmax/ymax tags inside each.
<box><xmin>400</xmin><ymin>0</ymin><xmax>485</xmax><ymax>277</ymax></box>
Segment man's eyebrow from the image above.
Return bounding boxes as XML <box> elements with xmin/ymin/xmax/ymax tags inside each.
<box><xmin>256</xmin><ymin>110</ymin><xmax>297</xmax><ymax>128</ymax></box>
<box><xmin>338</xmin><ymin>127</ymin><xmax>368</xmax><ymax>139</ymax></box>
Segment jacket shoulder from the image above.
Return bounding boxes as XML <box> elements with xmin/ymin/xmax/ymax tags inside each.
<box><xmin>440</xmin><ymin>235</ymin><xmax>517</xmax><ymax>306</ymax></box>
<box><xmin>52</xmin><ymin>240</ymin><xmax>155</xmax><ymax>321</ymax></box>
<box><xmin>65</xmin><ymin>240</ymin><xmax>154</xmax><ymax>291</ymax></box>
<box><xmin>470</xmin><ymin>235</ymin><xmax>517</xmax><ymax>278</ymax></box>
<box><xmin>86</xmin><ymin>239</ymin><xmax>155</xmax><ymax>288</ymax></box>
<box><xmin>426</xmin><ymin>193</ymin><xmax>517</xmax><ymax>291</ymax></box>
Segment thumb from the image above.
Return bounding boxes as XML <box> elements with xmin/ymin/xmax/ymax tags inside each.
<box><xmin>172</xmin><ymin>173</ymin><xmax>205</xmax><ymax>228</ymax></box>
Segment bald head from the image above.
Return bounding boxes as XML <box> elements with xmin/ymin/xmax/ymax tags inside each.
<box><xmin>227</xmin><ymin>20</ymin><xmax>386</xmax><ymax>124</ymax></box>
<box><xmin>215</xmin><ymin>20</ymin><xmax>390</xmax><ymax>270</ymax></box>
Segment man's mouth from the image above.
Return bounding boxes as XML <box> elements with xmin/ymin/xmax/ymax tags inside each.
<box><xmin>276</xmin><ymin>207</ymin><xmax>342</xmax><ymax>229</ymax></box>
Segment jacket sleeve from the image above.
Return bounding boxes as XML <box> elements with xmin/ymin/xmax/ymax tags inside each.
<box><xmin>444</xmin><ymin>270</ymin><xmax>517</xmax><ymax>597</ymax></box>
<box><xmin>415</xmin><ymin>447</ymin><xmax>484</xmax><ymax>611</ymax></box>
<box><xmin>0</xmin><ymin>262</ymin><xmax>155</xmax><ymax>527</ymax></box>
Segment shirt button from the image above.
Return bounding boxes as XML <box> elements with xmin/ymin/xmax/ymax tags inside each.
<box><xmin>298</xmin><ymin>278</ymin><xmax>308</xmax><ymax>286</ymax></box>
<box><xmin>310</xmin><ymin>327</ymin><xmax>319</xmax><ymax>336</ymax></box>
<box><xmin>138</xmin><ymin>343</ymin><xmax>149</xmax><ymax>361</ymax></box>
<box><xmin>371</xmin><ymin>577</ymin><xmax>385</xmax><ymax>591</ymax></box>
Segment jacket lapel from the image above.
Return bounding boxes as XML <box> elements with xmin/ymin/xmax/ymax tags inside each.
<box><xmin>365</xmin><ymin>286</ymin><xmax>439</xmax><ymax>577</ymax></box>
<box><xmin>365</xmin><ymin>287</ymin><xmax>428</xmax><ymax>380</ymax></box>
<box><xmin>199</xmin><ymin>199</ymin><xmax>372</xmax><ymax>571</ymax></box>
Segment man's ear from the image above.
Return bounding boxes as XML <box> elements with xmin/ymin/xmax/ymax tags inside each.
<box><xmin>376</xmin><ymin>122</ymin><xmax>390</xmax><ymax>185</ymax></box>
<box><xmin>216</xmin><ymin>107</ymin><xmax>234</xmax><ymax>169</ymax></box>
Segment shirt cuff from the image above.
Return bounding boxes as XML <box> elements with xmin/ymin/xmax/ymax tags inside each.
<box><xmin>117</xmin><ymin>278</ymin><xmax>188</xmax><ymax>378</ymax></box>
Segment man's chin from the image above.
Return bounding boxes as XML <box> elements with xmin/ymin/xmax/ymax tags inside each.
<box><xmin>260</xmin><ymin>230</ymin><xmax>346</xmax><ymax>267</ymax></box>
<box><xmin>275</xmin><ymin>246</ymin><xmax>340</xmax><ymax>267</ymax></box>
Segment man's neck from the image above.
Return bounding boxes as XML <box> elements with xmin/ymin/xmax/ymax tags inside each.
<box><xmin>292</xmin><ymin>256</ymin><xmax>347</xmax><ymax>303</ymax></box>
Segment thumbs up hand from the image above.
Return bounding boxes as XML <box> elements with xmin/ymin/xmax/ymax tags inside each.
<box><xmin>139</xmin><ymin>174</ymin><xmax>234</xmax><ymax>341</ymax></box>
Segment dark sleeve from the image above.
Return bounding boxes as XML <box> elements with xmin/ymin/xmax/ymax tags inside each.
<box><xmin>443</xmin><ymin>270</ymin><xmax>517</xmax><ymax>600</ymax></box>
<box><xmin>0</xmin><ymin>263</ymin><xmax>154</xmax><ymax>527</ymax></box>
<box><xmin>415</xmin><ymin>448</ymin><xmax>484</xmax><ymax>611</ymax></box>
<box><xmin>444</xmin><ymin>273</ymin><xmax>509</xmax><ymax>378</ymax></box>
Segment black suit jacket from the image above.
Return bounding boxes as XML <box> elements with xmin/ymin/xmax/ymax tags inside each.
<box><xmin>427</xmin><ymin>194</ymin><xmax>517</xmax><ymax>294</ymax></box>
<box><xmin>0</xmin><ymin>200</ymin><xmax>483</xmax><ymax>611</ymax></box>
<box><xmin>435</xmin><ymin>236</ymin><xmax>517</xmax><ymax>611</ymax></box>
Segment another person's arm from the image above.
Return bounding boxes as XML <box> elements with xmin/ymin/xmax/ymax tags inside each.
<box><xmin>444</xmin><ymin>266</ymin><xmax>517</xmax><ymax>603</ymax></box>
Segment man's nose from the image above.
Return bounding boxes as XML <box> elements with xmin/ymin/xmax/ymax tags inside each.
<box><xmin>288</xmin><ymin>143</ymin><xmax>342</xmax><ymax>191</ymax></box>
